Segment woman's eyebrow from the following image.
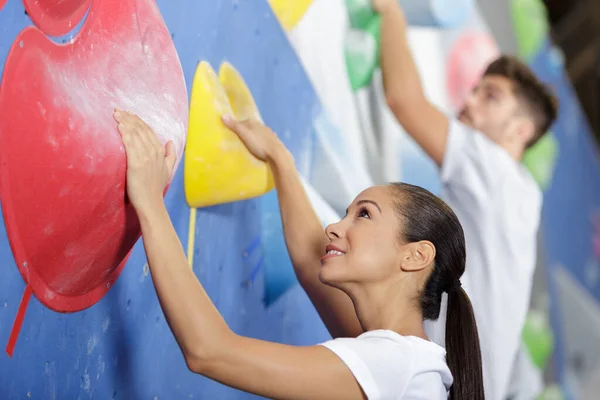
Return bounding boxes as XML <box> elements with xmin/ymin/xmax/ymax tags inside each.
<box><xmin>356</xmin><ymin>199</ymin><xmax>382</xmax><ymax>213</ymax></box>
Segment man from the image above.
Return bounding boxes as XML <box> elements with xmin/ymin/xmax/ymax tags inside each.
<box><xmin>373</xmin><ymin>0</ymin><xmax>558</xmax><ymax>399</ymax></box>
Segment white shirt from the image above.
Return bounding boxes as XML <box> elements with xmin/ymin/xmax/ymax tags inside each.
<box><xmin>320</xmin><ymin>330</ymin><xmax>452</xmax><ymax>399</ymax></box>
<box><xmin>425</xmin><ymin>119</ymin><xmax>542</xmax><ymax>400</ymax></box>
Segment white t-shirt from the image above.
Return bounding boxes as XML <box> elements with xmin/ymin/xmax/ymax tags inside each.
<box><xmin>424</xmin><ymin>119</ymin><xmax>542</xmax><ymax>400</ymax></box>
<box><xmin>320</xmin><ymin>330</ymin><xmax>452</xmax><ymax>399</ymax></box>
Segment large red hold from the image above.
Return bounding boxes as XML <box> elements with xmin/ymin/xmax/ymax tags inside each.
<box><xmin>0</xmin><ymin>0</ymin><xmax>188</xmax><ymax>355</ymax></box>
<box><xmin>22</xmin><ymin>0</ymin><xmax>92</xmax><ymax>37</ymax></box>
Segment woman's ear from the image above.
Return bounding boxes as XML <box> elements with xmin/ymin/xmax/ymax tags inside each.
<box><xmin>400</xmin><ymin>241</ymin><xmax>435</xmax><ymax>272</ymax></box>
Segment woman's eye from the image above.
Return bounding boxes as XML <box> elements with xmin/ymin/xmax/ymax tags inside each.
<box><xmin>358</xmin><ymin>208</ymin><xmax>370</xmax><ymax>219</ymax></box>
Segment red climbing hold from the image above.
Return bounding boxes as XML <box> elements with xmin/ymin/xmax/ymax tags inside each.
<box><xmin>22</xmin><ymin>0</ymin><xmax>92</xmax><ymax>37</ymax></box>
<box><xmin>446</xmin><ymin>32</ymin><xmax>499</xmax><ymax>112</ymax></box>
<box><xmin>0</xmin><ymin>0</ymin><xmax>187</xmax><ymax>326</ymax></box>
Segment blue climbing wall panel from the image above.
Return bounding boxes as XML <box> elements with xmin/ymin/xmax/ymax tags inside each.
<box><xmin>0</xmin><ymin>0</ymin><xmax>330</xmax><ymax>398</ymax></box>
<box><xmin>529</xmin><ymin>40</ymin><xmax>600</xmax><ymax>398</ymax></box>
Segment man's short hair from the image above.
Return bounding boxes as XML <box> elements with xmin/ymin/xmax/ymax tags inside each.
<box><xmin>484</xmin><ymin>55</ymin><xmax>559</xmax><ymax>148</ymax></box>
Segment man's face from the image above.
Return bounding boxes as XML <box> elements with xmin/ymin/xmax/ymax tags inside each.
<box><xmin>458</xmin><ymin>75</ymin><xmax>524</xmax><ymax>146</ymax></box>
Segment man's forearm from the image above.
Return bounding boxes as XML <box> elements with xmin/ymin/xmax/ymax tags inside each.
<box><xmin>379</xmin><ymin>4</ymin><xmax>427</xmax><ymax>112</ymax></box>
<box><xmin>267</xmin><ymin>146</ymin><xmax>328</xmax><ymax>277</ymax></box>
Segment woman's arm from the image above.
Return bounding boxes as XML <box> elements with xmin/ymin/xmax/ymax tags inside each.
<box><xmin>114</xmin><ymin>110</ymin><xmax>365</xmax><ymax>400</ymax></box>
<box><xmin>137</xmin><ymin>199</ymin><xmax>364</xmax><ymax>400</ymax></box>
<box><xmin>222</xmin><ymin>117</ymin><xmax>363</xmax><ymax>339</ymax></box>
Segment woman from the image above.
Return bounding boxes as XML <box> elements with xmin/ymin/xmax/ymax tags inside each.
<box><xmin>113</xmin><ymin>109</ymin><xmax>484</xmax><ymax>399</ymax></box>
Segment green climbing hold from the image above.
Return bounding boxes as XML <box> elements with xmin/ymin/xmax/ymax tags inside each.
<box><xmin>536</xmin><ymin>384</ymin><xmax>565</xmax><ymax>400</ymax></box>
<box><xmin>510</xmin><ymin>0</ymin><xmax>550</xmax><ymax>61</ymax></box>
<box><xmin>522</xmin><ymin>310</ymin><xmax>554</xmax><ymax>370</ymax></box>
<box><xmin>346</xmin><ymin>0</ymin><xmax>377</xmax><ymax>30</ymax></box>
<box><xmin>344</xmin><ymin>15</ymin><xmax>381</xmax><ymax>91</ymax></box>
<box><xmin>523</xmin><ymin>131</ymin><xmax>559</xmax><ymax>191</ymax></box>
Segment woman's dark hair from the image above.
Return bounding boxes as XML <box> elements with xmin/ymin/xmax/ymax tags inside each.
<box><xmin>389</xmin><ymin>183</ymin><xmax>484</xmax><ymax>400</ymax></box>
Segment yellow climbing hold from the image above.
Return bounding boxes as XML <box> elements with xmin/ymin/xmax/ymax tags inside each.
<box><xmin>269</xmin><ymin>0</ymin><xmax>314</xmax><ymax>31</ymax></box>
<box><xmin>219</xmin><ymin>62</ymin><xmax>263</xmax><ymax>122</ymax></box>
<box><xmin>184</xmin><ymin>61</ymin><xmax>274</xmax><ymax>208</ymax></box>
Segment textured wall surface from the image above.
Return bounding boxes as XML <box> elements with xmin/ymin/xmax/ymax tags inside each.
<box><xmin>0</xmin><ymin>1</ymin><xmax>330</xmax><ymax>398</ymax></box>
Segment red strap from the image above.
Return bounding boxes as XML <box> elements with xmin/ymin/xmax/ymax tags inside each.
<box><xmin>6</xmin><ymin>285</ymin><xmax>33</xmax><ymax>357</ymax></box>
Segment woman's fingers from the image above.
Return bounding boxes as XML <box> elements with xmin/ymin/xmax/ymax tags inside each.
<box><xmin>115</xmin><ymin>109</ymin><xmax>162</xmax><ymax>157</ymax></box>
<box><xmin>124</xmin><ymin>111</ymin><xmax>156</xmax><ymax>155</ymax></box>
<box><xmin>222</xmin><ymin>114</ymin><xmax>241</xmax><ymax>133</ymax></box>
<box><xmin>130</xmin><ymin>113</ymin><xmax>164</xmax><ymax>152</ymax></box>
<box><xmin>222</xmin><ymin>115</ymin><xmax>258</xmax><ymax>145</ymax></box>
<box><xmin>165</xmin><ymin>140</ymin><xmax>177</xmax><ymax>178</ymax></box>
<box><xmin>117</xmin><ymin>123</ymin><xmax>141</xmax><ymax>164</ymax></box>
<box><xmin>115</xmin><ymin>109</ymin><xmax>147</xmax><ymax>164</ymax></box>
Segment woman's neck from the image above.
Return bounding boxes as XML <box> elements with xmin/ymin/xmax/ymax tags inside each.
<box><xmin>350</xmin><ymin>285</ymin><xmax>428</xmax><ymax>340</ymax></box>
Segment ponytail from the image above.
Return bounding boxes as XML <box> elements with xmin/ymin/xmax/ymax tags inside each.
<box><xmin>387</xmin><ymin>183</ymin><xmax>484</xmax><ymax>397</ymax></box>
<box><xmin>445</xmin><ymin>287</ymin><xmax>485</xmax><ymax>400</ymax></box>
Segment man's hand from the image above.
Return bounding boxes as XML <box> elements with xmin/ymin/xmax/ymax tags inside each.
<box><xmin>221</xmin><ymin>115</ymin><xmax>286</xmax><ymax>162</ymax></box>
<box><xmin>114</xmin><ymin>108</ymin><xmax>176</xmax><ymax>214</ymax></box>
<box><xmin>372</xmin><ymin>0</ymin><xmax>400</xmax><ymax>15</ymax></box>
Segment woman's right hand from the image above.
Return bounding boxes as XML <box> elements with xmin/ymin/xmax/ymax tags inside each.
<box><xmin>221</xmin><ymin>115</ymin><xmax>285</xmax><ymax>162</ymax></box>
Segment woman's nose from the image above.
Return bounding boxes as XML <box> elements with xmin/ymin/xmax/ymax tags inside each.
<box><xmin>325</xmin><ymin>221</ymin><xmax>342</xmax><ymax>240</ymax></box>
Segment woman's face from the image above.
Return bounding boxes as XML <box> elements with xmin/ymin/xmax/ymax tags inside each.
<box><xmin>319</xmin><ymin>186</ymin><xmax>406</xmax><ymax>288</ymax></box>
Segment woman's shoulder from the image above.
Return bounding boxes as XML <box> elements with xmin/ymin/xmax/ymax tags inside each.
<box><xmin>320</xmin><ymin>330</ymin><xmax>453</xmax><ymax>398</ymax></box>
<box><xmin>358</xmin><ymin>330</ymin><xmax>446</xmax><ymax>353</ymax></box>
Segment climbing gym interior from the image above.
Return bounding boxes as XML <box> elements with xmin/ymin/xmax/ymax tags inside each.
<box><xmin>0</xmin><ymin>0</ymin><xmax>599</xmax><ymax>399</ymax></box>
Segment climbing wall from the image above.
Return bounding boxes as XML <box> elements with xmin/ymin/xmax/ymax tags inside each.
<box><xmin>527</xmin><ymin>29</ymin><xmax>600</xmax><ymax>400</ymax></box>
<box><xmin>2</xmin><ymin>0</ymin><xmax>596</xmax><ymax>398</ymax></box>
<box><xmin>0</xmin><ymin>0</ymin><xmax>331</xmax><ymax>398</ymax></box>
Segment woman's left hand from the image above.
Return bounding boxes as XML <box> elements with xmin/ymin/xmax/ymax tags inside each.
<box><xmin>113</xmin><ymin>109</ymin><xmax>176</xmax><ymax>214</ymax></box>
